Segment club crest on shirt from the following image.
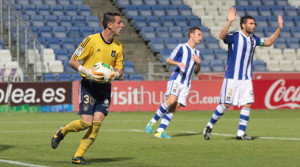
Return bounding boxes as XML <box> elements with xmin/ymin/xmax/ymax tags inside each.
<box><xmin>249</xmin><ymin>90</ymin><xmax>253</xmax><ymax>95</ymax></box>
<box><xmin>226</xmin><ymin>96</ymin><xmax>231</xmax><ymax>101</ymax></box>
<box><xmin>75</xmin><ymin>46</ymin><xmax>84</xmax><ymax>56</ymax></box>
<box><xmin>111</xmin><ymin>50</ymin><xmax>116</xmax><ymax>57</ymax></box>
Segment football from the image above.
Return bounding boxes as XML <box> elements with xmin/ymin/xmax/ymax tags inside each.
<box><xmin>92</xmin><ymin>62</ymin><xmax>112</xmax><ymax>83</ymax></box>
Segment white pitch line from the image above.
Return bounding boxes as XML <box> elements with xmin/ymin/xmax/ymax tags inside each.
<box><xmin>0</xmin><ymin>159</ymin><xmax>49</xmax><ymax>167</ymax></box>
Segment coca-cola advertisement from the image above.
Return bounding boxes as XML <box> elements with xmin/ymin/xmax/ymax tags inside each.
<box><xmin>253</xmin><ymin>79</ymin><xmax>300</xmax><ymax>109</ymax></box>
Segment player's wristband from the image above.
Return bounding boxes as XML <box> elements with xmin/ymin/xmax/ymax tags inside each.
<box><xmin>78</xmin><ymin>65</ymin><xmax>89</xmax><ymax>75</ymax></box>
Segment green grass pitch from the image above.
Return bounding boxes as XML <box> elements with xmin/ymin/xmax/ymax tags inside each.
<box><xmin>0</xmin><ymin>109</ymin><xmax>299</xmax><ymax>167</ymax></box>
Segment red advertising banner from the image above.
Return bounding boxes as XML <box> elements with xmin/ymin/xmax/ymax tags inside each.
<box><xmin>252</xmin><ymin>79</ymin><xmax>300</xmax><ymax>109</ymax></box>
<box><xmin>109</xmin><ymin>80</ymin><xmax>222</xmax><ymax>112</ymax></box>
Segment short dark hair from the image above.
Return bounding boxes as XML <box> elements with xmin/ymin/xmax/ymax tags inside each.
<box><xmin>240</xmin><ymin>15</ymin><xmax>255</xmax><ymax>29</ymax></box>
<box><xmin>102</xmin><ymin>12</ymin><xmax>121</xmax><ymax>29</ymax></box>
<box><xmin>188</xmin><ymin>26</ymin><xmax>201</xmax><ymax>38</ymax></box>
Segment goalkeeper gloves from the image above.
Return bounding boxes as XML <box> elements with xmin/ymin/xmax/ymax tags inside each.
<box><xmin>108</xmin><ymin>66</ymin><xmax>120</xmax><ymax>82</ymax></box>
<box><xmin>78</xmin><ymin>65</ymin><xmax>104</xmax><ymax>83</ymax></box>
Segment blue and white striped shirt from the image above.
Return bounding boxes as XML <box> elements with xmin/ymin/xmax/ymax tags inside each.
<box><xmin>168</xmin><ymin>43</ymin><xmax>201</xmax><ymax>87</ymax></box>
<box><xmin>224</xmin><ymin>31</ymin><xmax>261</xmax><ymax>80</ymax></box>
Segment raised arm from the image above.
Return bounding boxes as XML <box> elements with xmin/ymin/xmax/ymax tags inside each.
<box><xmin>219</xmin><ymin>7</ymin><xmax>238</xmax><ymax>40</ymax></box>
<box><xmin>263</xmin><ymin>15</ymin><xmax>283</xmax><ymax>47</ymax></box>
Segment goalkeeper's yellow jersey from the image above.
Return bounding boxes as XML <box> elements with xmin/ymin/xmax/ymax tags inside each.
<box><xmin>72</xmin><ymin>33</ymin><xmax>124</xmax><ymax>77</ymax></box>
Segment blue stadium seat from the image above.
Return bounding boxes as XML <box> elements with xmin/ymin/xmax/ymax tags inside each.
<box><xmin>125</xmin><ymin>5</ymin><xmax>139</xmax><ymax>19</ymax></box>
<box><xmin>160</xmin><ymin>49</ymin><xmax>172</xmax><ymax>62</ymax></box>
<box><xmin>150</xmin><ymin>38</ymin><xmax>165</xmax><ymax>53</ymax></box>
<box><xmin>211</xmin><ymin>65</ymin><xmax>224</xmax><ymax>72</ymax></box>
<box><xmin>139</xmin><ymin>5</ymin><xmax>152</xmax><ymax>17</ymax></box>
<box><xmin>23</xmin><ymin>4</ymin><xmax>36</xmax><ymax>15</ymax></box>
<box><xmin>201</xmin><ymin>49</ymin><xmax>215</xmax><ymax>60</ymax></box>
<box><xmin>16</xmin><ymin>0</ymin><xmax>29</xmax><ymax>5</ymax></box>
<box><xmin>123</xmin><ymin>73</ymin><xmax>130</xmax><ymax>80</ymax></box>
<box><xmin>271</xmin><ymin>6</ymin><xmax>284</xmax><ymax>16</ymax></box>
<box><xmin>51</xmin><ymin>5</ymin><xmax>64</xmax><ymax>16</ymax></box>
<box><xmin>80</xmin><ymin>27</ymin><xmax>94</xmax><ymax>37</ymax></box>
<box><xmin>265</xmin><ymin>24</ymin><xmax>277</xmax><ymax>36</ymax></box>
<box><xmin>274</xmin><ymin>37</ymin><xmax>287</xmax><ymax>49</ymax></box>
<box><xmin>44</xmin><ymin>0</ymin><xmax>57</xmax><ymax>5</ymax></box>
<box><xmin>147</xmin><ymin>16</ymin><xmax>160</xmax><ymax>27</ymax></box>
<box><xmin>67</xmin><ymin>27</ymin><xmax>80</xmax><ymax>38</ymax></box>
<box><xmin>59</xmin><ymin>16</ymin><xmax>72</xmax><ymax>27</ymax></box>
<box><xmin>130</xmin><ymin>0</ymin><xmax>143</xmax><ymax>6</ymax></box>
<box><xmin>71</xmin><ymin>0</ymin><xmax>83</xmax><ymax>5</ymax></box>
<box><xmin>286</xmin><ymin>38</ymin><xmax>300</xmax><ymax>48</ymax></box>
<box><xmin>156</xmin><ymin>27</ymin><xmax>170</xmax><ymax>38</ymax></box>
<box><xmin>169</xmin><ymin>27</ymin><xmax>183</xmax><ymax>38</ymax></box>
<box><xmin>130</xmin><ymin>74</ymin><xmax>144</xmax><ymax>80</ymax></box>
<box><xmin>123</xmin><ymin>65</ymin><xmax>136</xmax><ymax>73</ymax></box>
<box><xmin>250</xmin><ymin>0</ymin><xmax>262</xmax><ymax>6</ymax></box>
<box><xmin>86</xmin><ymin>16</ymin><xmax>100</xmax><ymax>27</ymax></box>
<box><xmin>157</xmin><ymin>0</ymin><xmax>170</xmax><ymax>5</ymax></box>
<box><xmin>284</xmin><ymin>6</ymin><xmax>297</xmax><ymax>16</ymax></box>
<box><xmin>275</xmin><ymin>0</ymin><xmax>287</xmax><ymax>6</ymax></box>
<box><xmin>53</xmin><ymin>26</ymin><xmax>67</xmax><ymax>38</ymax></box>
<box><xmin>144</xmin><ymin>0</ymin><xmax>157</xmax><ymax>5</ymax></box>
<box><xmin>141</xmin><ymin>27</ymin><xmax>156</xmax><ymax>41</ymax></box>
<box><xmin>45</xmin><ymin>15</ymin><xmax>59</xmax><ymax>27</ymax></box>
<box><xmin>258</xmin><ymin>6</ymin><xmax>271</xmax><ymax>16</ymax></box>
<box><xmin>200</xmin><ymin>66</ymin><xmax>211</xmax><ymax>72</ymax></box>
<box><xmin>164</xmin><ymin>38</ymin><xmax>177</xmax><ymax>50</ymax></box>
<box><xmin>236</xmin><ymin>0</ymin><xmax>249</xmax><ymax>5</ymax></box>
<box><xmin>64</xmin><ymin>62</ymin><xmax>77</xmax><ymax>72</ymax></box>
<box><xmin>47</xmin><ymin>38</ymin><xmax>61</xmax><ymax>49</ymax></box>
<box><xmin>165</xmin><ymin>5</ymin><xmax>179</xmax><ymax>16</ymax></box>
<box><xmin>174</xmin><ymin>16</ymin><xmax>188</xmax><ymax>27</ymax></box>
<box><xmin>152</xmin><ymin>5</ymin><xmax>165</xmax><ymax>16</ymax></box>
<box><xmin>30</xmin><ymin>0</ymin><xmax>43</xmax><ymax>5</ymax></box>
<box><xmin>201</xmin><ymin>60</ymin><xmax>210</xmax><ymax>67</ymax></box>
<box><xmin>178</xmin><ymin>5</ymin><xmax>192</xmax><ymax>16</ymax></box>
<box><xmin>72</xmin><ymin>73</ymin><xmax>82</xmax><ymax>81</ymax></box>
<box><xmin>78</xmin><ymin>5</ymin><xmax>91</xmax><ymax>16</ymax></box>
<box><xmin>31</xmin><ymin>15</ymin><xmax>45</xmax><ymax>27</ymax></box>
<box><xmin>205</xmin><ymin>37</ymin><xmax>219</xmax><ymax>49</ymax></box>
<box><xmin>64</xmin><ymin>5</ymin><xmax>78</xmax><ymax>16</ymax></box>
<box><xmin>279</xmin><ymin>27</ymin><xmax>291</xmax><ymax>38</ymax></box>
<box><xmin>55</xmin><ymin>49</ymin><xmax>69</xmax><ymax>62</ymax></box>
<box><xmin>254</xmin><ymin>60</ymin><xmax>265</xmax><ymax>65</ymax></box>
<box><xmin>255</xmin><ymin>16</ymin><xmax>268</xmax><ymax>27</ymax></box>
<box><xmin>37</xmin><ymin>5</ymin><xmax>51</xmax><ymax>15</ymax></box>
<box><xmin>58</xmin><ymin>0</ymin><xmax>71</xmax><ymax>6</ymax></box>
<box><xmin>38</xmin><ymin>37</ymin><xmax>47</xmax><ymax>47</ymax></box>
<box><xmin>61</xmin><ymin>38</ymin><xmax>76</xmax><ymax>50</ymax></box>
<box><xmin>254</xmin><ymin>27</ymin><xmax>265</xmax><ymax>37</ymax></box>
<box><xmin>214</xmin><ymin>48</ymin><xmax>227</xmax><ymax>60</ymax></box>
<box><xmin>234</xmin><ymin>6</ymin><xmax>246</xmax><ymax>17</ymax></box>
<box><xmin>245</xmin><ymin>6</ymin><xmax>258</xmax><ymax>17</ymax></box>
<box><xmin>93</xmin><ymin>27</ymin><xmax>103</xmax><ymax>33</ymax></box>
<box><xmin>72</xmin><ymin>16</ymin><xmax>86</xmax><ymax>27</ymax></box>
<box><xmin>171</xmin><ymin>0</ymin><xmax>183</xmax><ymax>5</ymax></box>
<box><xmin>283</xmin><ymin>17</ymin><xmax>294</xmax><ymax>27</ymax></box>
<box><xmin>75</xmin><ymin>38</ymin><xmax>85</xmax><ymax>46</ymax></box>
<box><xmin>133</xmin><ymin>16</ymin><xmax>147</xmax><ymax>30</ymax></box>
<box><xmin>177</xmin><ymin>38</ymin><xmax>187</xmax><ymax>43</ymax></box>
<box><xmin>57</xmin><ymin>73</ymin><xmax>71</xmax><ymax>81</ymax></box>
<box><xmin>38</xmin><ymin>26</ymin><xmax>52</xmax><ymax>38</ymax></box>
<box><xmin>254</xmin><ymin>64</ymin><xmax>267</xmax><ymax>71</ymax></box>
<box><xmin>290</xmin><ymin>26</ymin><xmax>300</xmax><ymax>38</ymax></box>
<box><xmin>187</xmin><ymin>16</ymin><xmax>201</xmax><ymax>27</ymax></box>
<box><xmin>44</xmin><ymin>73</ymin><xmax>56</xmax><ymax>81</ymax></box>
<box><xmin>116</xmin><ymin>0</ymin><xmax>130</xmax><ymax>8</ymax></box>
<box><xmin>262</xmin><ymin>1</ymin><xmax>275</xmax><ymax>5</ymax></box>
<box><xmin>160</xmin><ymin>16</ymin><xmax>175</xmax><ymax>27</ymax></box>
<box><xmin>210</xmin><ymin>60</ymin><xmax>223</xmax><ymax>67</ymax></box>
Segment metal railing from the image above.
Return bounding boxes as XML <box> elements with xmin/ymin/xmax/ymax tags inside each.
<box><xmin>0</xmin><ymin>0</ymin><xmax>45</xmax><ymax>81</ymax></box>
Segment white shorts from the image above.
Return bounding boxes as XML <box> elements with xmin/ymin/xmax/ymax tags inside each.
<box><xmin>165</xmin><ymin>80</ymin><xmax>190</xmax><ymax>107</ymax></box>
<box><xmin>220</xmin><ymin>78</ymin><xmax>254</xmax><ymax>107</ymax></box>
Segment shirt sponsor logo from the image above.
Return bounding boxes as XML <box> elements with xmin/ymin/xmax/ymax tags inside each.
<box><xmin>111</xmin><ymin>50</ymin><xmax>116</xmax><ymax>57</ymax></box>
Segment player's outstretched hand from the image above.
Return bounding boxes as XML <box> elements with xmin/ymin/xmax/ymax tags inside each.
<box><xmin>108</xmin><ymin>66</ymin><xmax>120</xmax><ymax>82</ymax></box>
<box><xmin>228</xmin><ymin>7</ymin><xmax>238</xmax><ymax>22</ymax></box>
<box><xmin>278</xmin><ymin>15</ymin><xmax>283</xmax><ymax>30</ymax></box>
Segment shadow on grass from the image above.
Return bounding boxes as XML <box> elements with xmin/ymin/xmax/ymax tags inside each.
<box><xmin>0</xmin><ymin>145</ymin><xmax>14</xmax><ymax>153</ymax></box>
<box><xmin>172</xmin><ymin>132</ymin><xmax>201</xmax><ymax>137</ymax></box>
<box><xmin>54</xmin><ymin>157</ymin><xmax>134</xmax><ymax>164</ymax></box>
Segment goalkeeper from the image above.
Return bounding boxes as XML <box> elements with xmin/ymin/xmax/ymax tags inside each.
<box><xmin>51</xmin><ymin>12</ymin><xmax>124</xmax><ymax>165</ymax></box>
